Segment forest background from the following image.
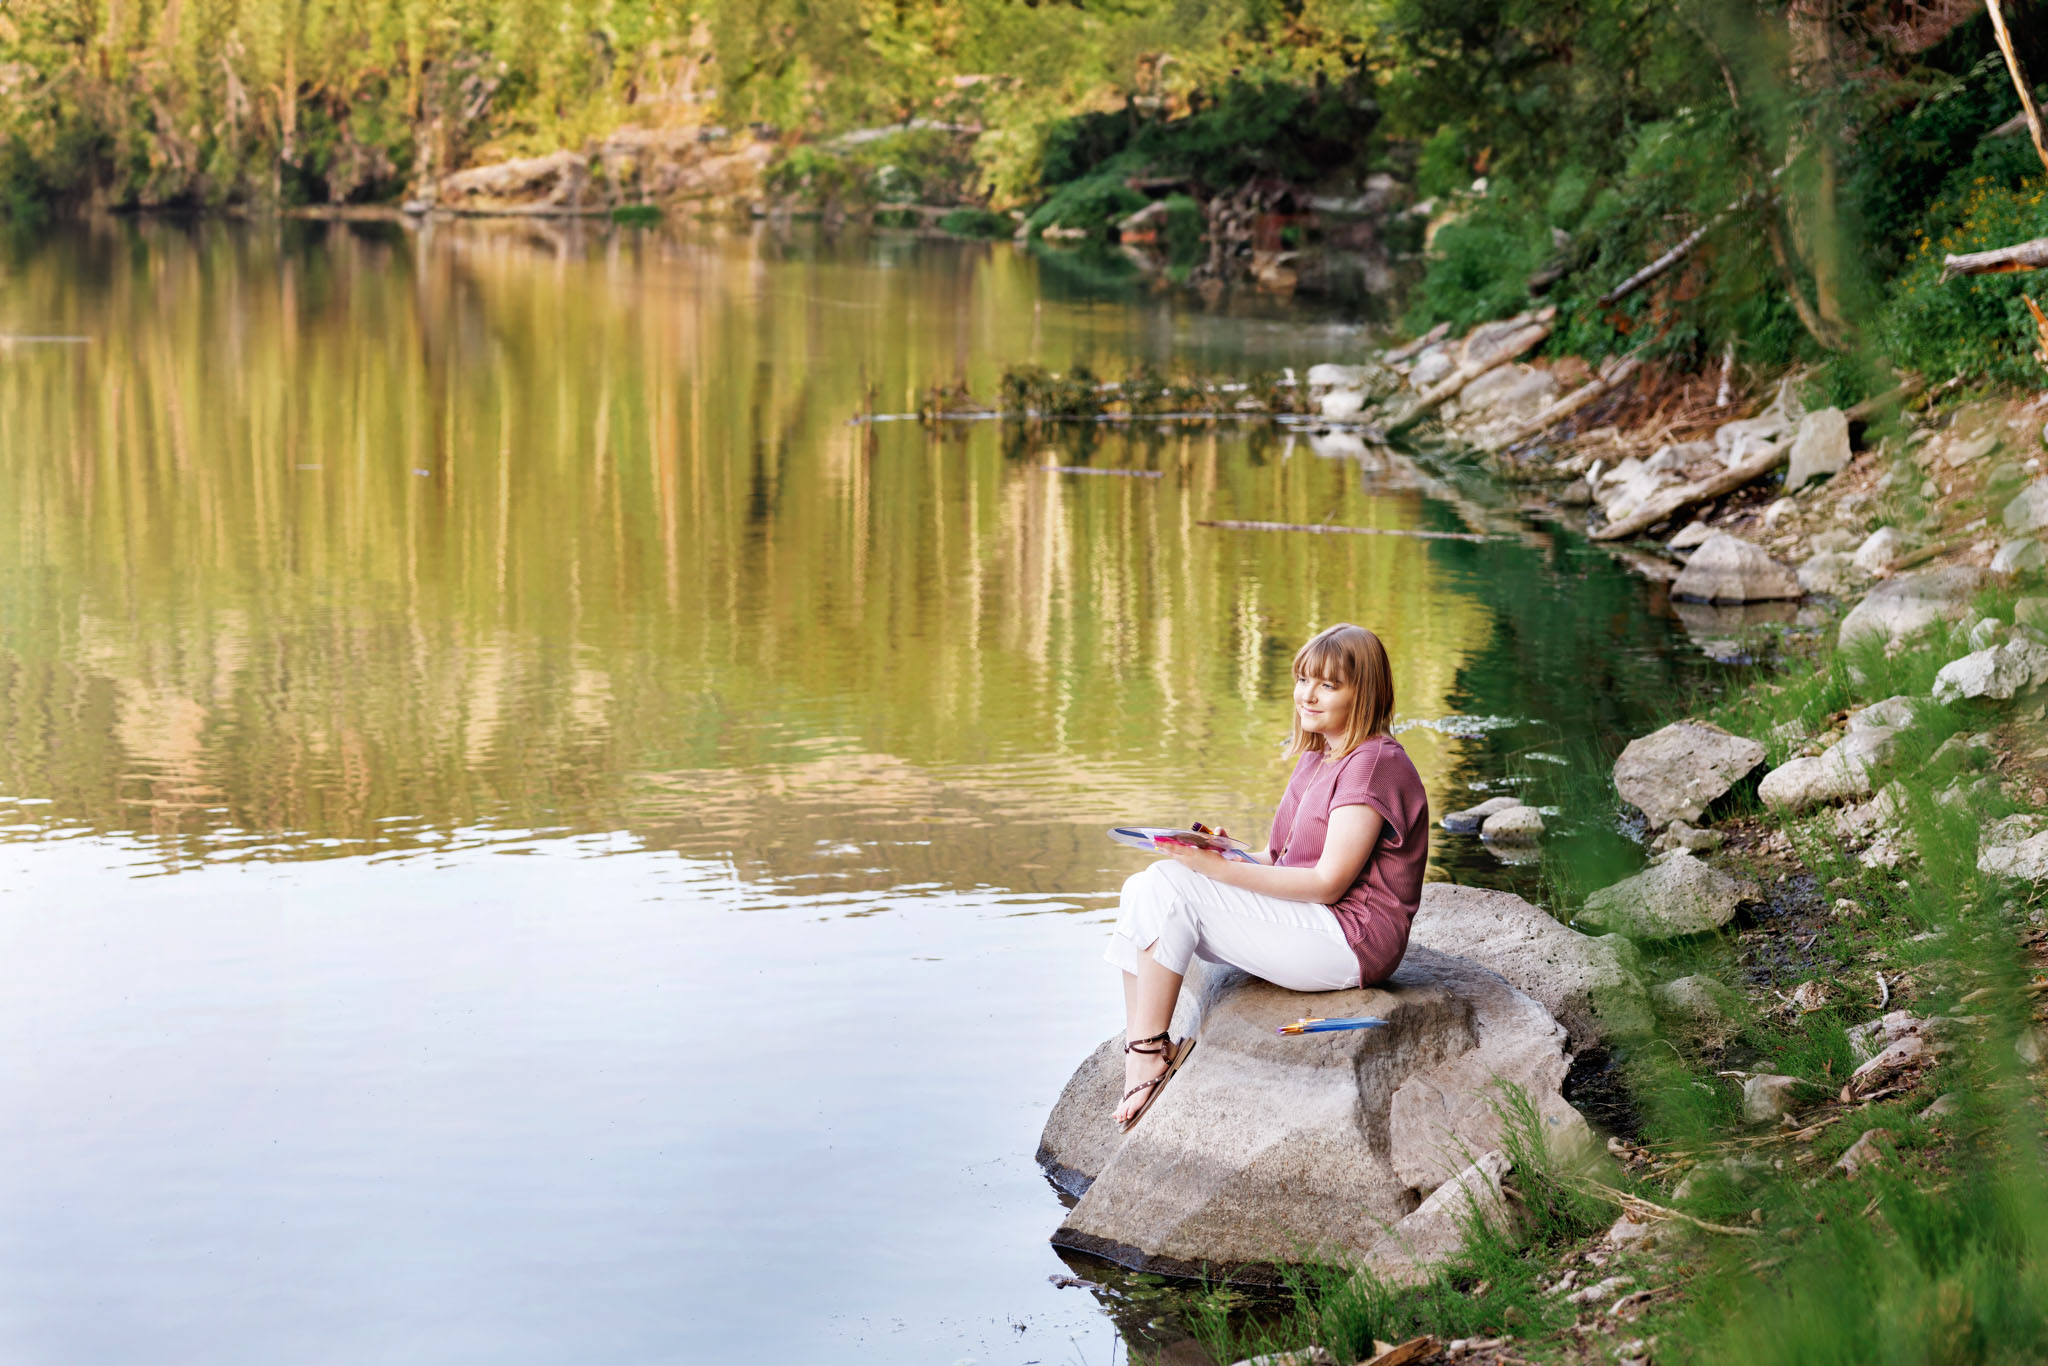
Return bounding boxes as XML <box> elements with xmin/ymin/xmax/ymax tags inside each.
<box><xmin>5</xmin><ymin>0</ymin><xmax>2048</xmax><ymax>394</ymax></box>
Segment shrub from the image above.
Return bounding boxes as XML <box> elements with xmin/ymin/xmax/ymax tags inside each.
<box><xmin>1875</xmin><ymin>172</ymin><xmax>2048</xmax><ymax>387</ymax></box>
<box><xmin>937</xmin><ymin>207</ymin><xmax>1012</xmax><ymax>238</ymax></box>
<box><xmin>1024</xmin><ymin>165</ymin><xmax>1147</xmax><ymax>239</ymax></box>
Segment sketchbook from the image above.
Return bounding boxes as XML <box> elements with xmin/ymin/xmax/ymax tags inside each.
<box><xmin>1107</xmin><ymin>826</ymin><xmax>1260</xmax><ymax>863</ymax></box>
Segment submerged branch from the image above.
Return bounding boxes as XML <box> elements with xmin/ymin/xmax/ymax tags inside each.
<box><xmin>1198</xmin><ymin>519</ymin><xmax>1495</xmax><ymax>543</ymax></box>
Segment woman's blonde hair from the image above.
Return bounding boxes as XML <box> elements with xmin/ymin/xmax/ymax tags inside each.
<box><xmin>1286</xmin><ymin>623</ymin><xmax>1395</xmax><ymax>759</ymax></box>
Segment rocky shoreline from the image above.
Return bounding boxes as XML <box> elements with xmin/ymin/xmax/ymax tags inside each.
<box><xmin>1038</xmin><ymin>320</ymin><xmax>2048</xmax><ymax>1365</ymax></box>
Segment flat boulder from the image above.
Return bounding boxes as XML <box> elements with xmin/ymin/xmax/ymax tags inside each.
<box><xmin>1979</xmin><ymin>814</ymin><xmax>2048</xmax><ymax>881</ymax></box>
<box><xmin>1040</xmin><ymin>949</ymin><xmax>1589</xmax><ymax>1284</ymax></box>
<box><xmin>1670</xmin><ymin>533</ymin><xmax>1801</xmax><ymax>603</ymax></box>
<box><xmin>1613</xmin><ymin>721</ymin><xmax>1766</xmax><ymax>828</ymax></box>
<box><xmin>1410</xmin><ymin>883</ymin><xmax>1651</xmax><ymax>1046</ymax></box>
<box><xmin>1481</xmin><ymin>805</ymin><xmax>1545</xmax><ymax>843</ymax></box>
<box><xmin>1837</xmin><ymin>567</ymin><xmax>1986</xmax><ymax>650</ymax></box>
<box><xmin>1578</xmin><ymin>850</ymin><xmax>1760</xmax><ymax>939</ymax></box>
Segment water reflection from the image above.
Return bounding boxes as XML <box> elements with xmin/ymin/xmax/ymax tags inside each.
<box><xmin>0</xmin><ymin>219</ymin><xmax>1714</xmax><ymax>1364</ymax></box>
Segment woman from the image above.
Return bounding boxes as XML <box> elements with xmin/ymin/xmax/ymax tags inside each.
<box><xmin>1106</xmin><ymin>622</ymin><xmax>1430</xmax><ymax>1130</ymax></box>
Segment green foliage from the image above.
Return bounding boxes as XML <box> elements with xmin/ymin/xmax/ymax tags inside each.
<box><xmin>1024</xmin><ymin>165</ymin><xmax>1147</xmax><ymax>239</ymax></box>
<box><xmin>609</xmin><ymin>204</ymin><xmax>661</xmax><ymax>226</ymax></box>
<box><xmin>1162</xmin><ymin>193</ymin><xmax>1205</xmax><ymax>267</ymax></box>
<box><xmin>1406</xmin><ymin>188</ymin><xmax>1551</xmax><ymax>333</ymax></box>
<box><xmin>1415</xmin><ymin>125</ymin><xmax>1472</xmax><ymax>200</ymax></box>
<box><xmin>936</xmin><ymin>207</ymin><xmax>1011</xmax><ymax>238</ymax></box>
<box><xmin>1876</xmin><ymin>172</ymin><xmax>2048</xmax><ymax>387</ymax></box>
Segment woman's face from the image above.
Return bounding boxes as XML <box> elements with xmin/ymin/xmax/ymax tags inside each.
<box><xmin>1293</xmin><ymin>670</ymin><xmax>1355</xmax><ymax>742</ymax></box>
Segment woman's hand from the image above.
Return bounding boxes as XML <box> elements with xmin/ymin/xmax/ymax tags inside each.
<box><xmin>1157</xmin><ymin>838</ymin><xmax>1229</xmax><ymax>877</ymax></box>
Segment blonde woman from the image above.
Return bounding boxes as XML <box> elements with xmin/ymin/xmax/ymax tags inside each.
<box><xmin>1107</xmin><ymin>623</ymin><xmax>1430</xmax><ymax>1130</ymax></box>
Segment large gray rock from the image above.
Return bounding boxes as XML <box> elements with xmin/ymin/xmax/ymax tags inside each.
<box><xmin>1837</xmin><ymin>567</ymin><xmax>1987</xmax><ymax>650</ymax></box>
<box><xmin>1040</xmin><ymin>949</ymin><xmax>1588</xmax><ymax>1283</ymax></box>
<box><xmin>1852</xmin><ymin>526</ymin><xmax>1906</xmax><ymax>575</ymax></box>
<box><xmin>1757</xmin><ymin>725</ymin><xmax>1901</xmax><ymax>812</ymax></box>
<box><xmin>1784</xmin><ymin>407</ymin><xmax>1851</xmax><ymax>494</ymax></box>
<box><xmin>1613</xmin><ymin>721</ymin><xmax>1766</xmax><ymax>828</ymax></box>
<box><xmin>1410</xmin><ymin>883</ymin><xmax>1651</xmax><ymax>1046</ymax></box>
<box><xmin>1577</xmin><ymin>850</ymin><xmax>1760</xmax><ymax>939</ymax></box>
<box><xmin>1670</xmin><ymin>533</ymin><xmax>1802</xmax><ymax>603</ymax></box>
<box><xmin>1993</xmin><ymin>538</ymin><xmax>2047</xmax><ymax>576</ymax></box>
<box><xmin>2004</xmin><ymin>477</ymin><xmax>2048</xmax><ymax>535</ymax></box>
<box><xmin>1932</xmin><ymin>634</ymin><xmax>2048</xmax><ymax>703</ymax></box>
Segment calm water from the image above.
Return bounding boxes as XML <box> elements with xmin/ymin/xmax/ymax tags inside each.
<box><xmin>0</xmin><ymin>219</ymin><xmax>1710</xmax><ymax>1365</ymax></box>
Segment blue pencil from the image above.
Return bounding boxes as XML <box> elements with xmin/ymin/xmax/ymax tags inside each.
<box><xmin>1276</xmin><ymin>1016</ymin><xmax>1387</xmax><ymax>1035</ymax></box>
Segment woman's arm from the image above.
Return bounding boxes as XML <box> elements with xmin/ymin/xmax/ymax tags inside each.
<box><xmin>1163</xmin><ymin>804</ymin><xmax>1383</xmax><ymax>903</ymax></box>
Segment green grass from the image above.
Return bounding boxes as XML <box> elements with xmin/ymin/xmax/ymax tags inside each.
<box><xmin>608</xmin><ymin>204</ymin><xmax>661</xmax><ymax>226</ymax></box>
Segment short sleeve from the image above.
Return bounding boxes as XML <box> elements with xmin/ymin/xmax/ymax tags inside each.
<box><xmin>1330</xmin><ymin>740</ymin><xmax>1423</xmax><ymax>849</ymax></box>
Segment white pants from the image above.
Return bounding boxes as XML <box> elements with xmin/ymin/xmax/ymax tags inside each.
<box><xmin>1104</xmin><ymin>860</ymin><xmax>1361</xmax><ymax>992</ymax></box>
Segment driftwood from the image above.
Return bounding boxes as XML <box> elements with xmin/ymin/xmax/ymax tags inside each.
<box><xmin>1591</xmin><ymin>440</ymin><xmax>1792</xmax><ymax>542</ymax></box>
<box><xmin>1486</xmin><ymin>353</ymin><xmax>1643</xmax><ymax>451</ymax></box>
<box><xmin>1198</xmin><ymin>519</ymin><xmax>1493</xmax><ymax>543</ymax></box>
<box><xmin>1388</xmin><ymin>307</ymin><xmax>1556</xmax><ymax>434</ymax></box>
<box><xmin>1590</xmin><ymin>375</ymin><xmax>1926</xmax><ymax>542</ymax></box>
<box><xmin>1988</xmin><ymin>0</ymin><xmax>2048</xmax><ymax>174</ymax></box>
<box><xmin>1943</xmin><ymin>237</ymin><xmax>2048</xmax><ymax>277</ymax></box>
<box><xmin>1382</xmin><ymin>321</ymin><xmax>1450</xmax><ymax>366</ymax></box>
<box><xmin>1599</xmin><ymin>198</ymin><xmax>1751</xmax><ymax>308</ymax></box>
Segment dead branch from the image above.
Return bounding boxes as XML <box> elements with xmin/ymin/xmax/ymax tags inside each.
<box><xmin>1591</xmin><ymin>438</ymin><xmax>1790</xmax><ymax>542</ymax></box>
<box><xmin>1843</xmin><ymin>375</ymin><xmax>1927</xmax><ymax>424</ymax></box>
<box><xmin>1942</xmin><ymin>237</ymin><xmax>2048</xmax><ymax>277</ymax></box>
<box><xmin>1382</xmin><ymin>321</ymin><xmax>1450</xmax><ymax>365</ymax></box>
<box><xmin>1987</xmin><ymin>0</ymin><xmax>2048</xmax><ymax>174</ymax></box>
<box><xmin>1486</xmin><ymin>353</ymin><xmax>1644</xmax><ymax>451</ymax></box>
<box><xmin>1573</xmin><ymin>1179</ymin><xmax>1761</xmax><ymax>1237</ymax></box>
<box><xmin>1599</xmin><ymin>193</ymin><xmax>1762</xmax><ymax>308</ymax></box>
<box><xmin>1198</xmin><ymin>519</ymin><xmax>1493</xmax><ymax>543</ymax></box>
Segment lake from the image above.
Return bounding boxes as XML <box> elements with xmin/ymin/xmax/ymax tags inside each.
<box><xmin>0</xmin><ymin>218</ymin><xmax>1709</xmax><ymax>1365</ymax></box>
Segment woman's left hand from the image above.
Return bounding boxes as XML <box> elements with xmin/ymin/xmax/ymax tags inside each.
<box><xmin>1158</xmin><ymin>838</ymin><xmax>1228</xmax><ymax>877</ymax></box>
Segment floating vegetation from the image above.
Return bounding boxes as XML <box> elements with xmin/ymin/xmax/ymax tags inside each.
<box><xmin>878</xmin><ymin>363</ymin><xmax>1322</xmax><ymax>428</ymax></box>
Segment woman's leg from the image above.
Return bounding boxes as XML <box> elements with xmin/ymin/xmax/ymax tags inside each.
<box><xmin>1103</xmin><ymin>862</ymin><xmax>1358</xmax><ymax>1123</ymax></box>
<box><xmin>1106</xmin><ymin>865</ymin><xmax>1200</xmax><ymax>1124</ymax></box>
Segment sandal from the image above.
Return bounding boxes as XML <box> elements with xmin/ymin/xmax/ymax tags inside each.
<box><xmin>1117</xmin><ymin>1029</ymin><xmax>1195</xmax><ymax>1133</ymax></box>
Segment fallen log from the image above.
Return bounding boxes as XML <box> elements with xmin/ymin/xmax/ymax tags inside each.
<box><xmin>1388</xmin><ymin>307</ymin><xmax>1555</xmax><ymax>434</ymax></box>
<box><xmin>1942</xmin><ymin>237</ymin><xmax>2048</xmax><ymax>277</ymax></box>
<box><xmin>1485</xmin><ymin>353</ymin><xmax>1643</xmax><ymax>451</ymax></box>
<box><xmin>1843</xmin><ymin>375</ymin><xmax>1926</xmax><ymax>424</ymax></box>
<box><xmin>1591</xmin><ymin>439</ymin><xmax>1789</xmax><ymax>542</ymax></box>
<box><xmin>1382</xmin><ymin>321</ymin><xmax>1450</xmax><ymax>366</ymax></box>
<box><xmin>1198</xmin><ymin>519</ymin><xmax>1494</xmax><ymax>543</ymax></box>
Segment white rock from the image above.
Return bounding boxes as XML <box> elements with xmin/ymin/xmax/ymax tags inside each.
<box><xmin>1851</xmin><ymin>526</ymin><xmax>1905</xmax><ymax>574</ymax></box>
<box><xmin>1980</xmin><ymin>828</ymin><xmax>2048</xmax><ymax>881</ymax></box>
<box><xmin>1319</xmin><ymin>389</ymin><xmax>1369</xmax><ymax>420</ymax></box>
<box><xmin>2003</xmin><ymin>477</ymin><xmax>2048</xmax><ymax>534</ymax></box>
<box><xmin>1579</xmin><ymin>850</ymin><xmax>1759</xmax><ymax>939</ymax></box>
<box><xmin>1837</xmin><ymin>567</ymin><xmax>1987</xmax><ymax>650</ymax></box>
<box><xmin>1481</xmin><ymin>805</ymin><xmax>1545</xmax><ymax>843</ymax></box>
<box><xmin>1410</xmin><ymin>348</ymin><xmax>1456</xmax><ymax>388</ymax></box>
<box><xmin>1670</xmin><ymin>533</ymin><xmax>1801</xmax><ymax>603</ymax></box>
<box><xmin>1797</xmin><ymin>550</ymin><xmax>1869</xmax><ymax>597</ymax></box>
<box><xmin>1306</xmin><ymin>363</ymin><xmax>1376</xmax><ymax>391</ymax></box>
<box><xmin>1667</xmin><ymin>520</ymin><xmax>1714</xmax><ymax>551</ymax></box>
<box><xmin>1757</xmin><ymin>725</ymin><xmax>1900</xmax><ymax>812</ymax></box>
<box><xmin>1850</xmin><ymin>696</ymin><xmax>1917</xmax><ymax>731</ymax></box>
<box><xmin>1742</xmin><ymin>1073</ymin><xmax>1801</xmax><ymax>1123</ymax></box>
<box><xmin>1785</xmin><ymin>407</ymin><xmax>1851</xmax><ymax>493</ymax></box>
<box><xmin>1442</xmin><ymin>795</ymin><xmax>1525</xmax><ymax>832</ymax></box>
<box><xmin>1612</xmin><ymin>721</ymin><xmax>1766</xmax><ymax>828</ymax></box>
<box><xmin>1931</xmin><ymin>636</ymin><xmax>2048</xmax><ymax>703</ymax></box>
<box><xmin>1992</xmin><ymin>538</ymin><xmax>2047</xmax><ymax>575</ymax></box>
